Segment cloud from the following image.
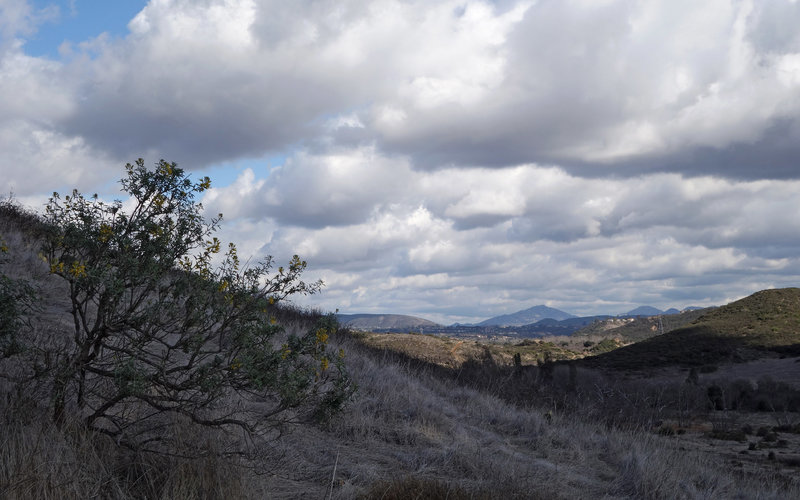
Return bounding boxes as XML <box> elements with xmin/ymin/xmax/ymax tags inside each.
<box><xmin>0</xmin><ymin>26</ymin><xmax>115</xmax><ymax>196</ymax></box>
<box><xmin>9</xmin><ymin>0</ymin><xmax>800</xmax><ymax>182</ymax></box>
<box><xmin>6</xmin><ymin>0</ymin><xmax>800</xmax><ymax>322</ymax></box>
<box><xmin>200</xmin><ymin>145</ymin><xmax>800</xmax><ymax>321</ymax></box>
<box><xmin>380</xmin><ymin>1</ymin><xmax>800</xmax><ymax>177</ymax></box>
<box><xmin>0</xmin><ymin>0</ymin><xmax>59</xmax><ymax>54</ymax></box>
<box><xmin>203</xmin><ymin>146</ymin><xmax>415</xmax><ymax>228</ymax></box>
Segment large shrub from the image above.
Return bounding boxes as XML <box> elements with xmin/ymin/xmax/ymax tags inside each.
<box><xmin>39</xmin><ymin>159</ymin><xmax>352</xmax><ymax>453</ymax></box>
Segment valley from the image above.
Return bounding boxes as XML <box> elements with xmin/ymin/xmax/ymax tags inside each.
<box><xmin>2</xmin><ymin>200</ymin><xmax>799</xmax><ymax>498</ymax></box>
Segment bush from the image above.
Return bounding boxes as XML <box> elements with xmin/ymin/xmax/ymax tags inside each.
<box><xmin>33</xmin><ymin>159</ymin><xmax>353</xmax><ymax>453</ymax></box>
<box><xmin>0</xmin><ymin>237</ymin><xmax>35</xmax><ymax>358</ymax></box>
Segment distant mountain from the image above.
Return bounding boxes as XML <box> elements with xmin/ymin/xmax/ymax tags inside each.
<box><xmin>478</xmin><ymin>305</ymin><xmax>576</xmax><ymax>327</ymax></box>
<box><xmin>582</xmin><ymin>288</ymin><xmax>800</xmax><ymax>370</ymax></box>
<box><xmin>622</xmin><ymin>306</ymin><xmax>663</xmax><ymax>317</ymax></box>
<box><xmin>337</xmin><ymin>313</ymin><xmax>440</xmax><ymax>331</ymax></box>
<box><xmin>663</xmin><ymin>308</ymin><xmax>681</xmax><ymax>315</ymax></box>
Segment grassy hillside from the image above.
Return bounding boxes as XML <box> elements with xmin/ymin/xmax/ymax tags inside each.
<box><xmin>2</xmin><ymin>200</ymin><xmax>799</xmax><ymax>498</ymax></box>
<box><xmin>582</xmin><ymin>288</ymin><xmax>800</xmax><ymax>370</ymax></box>
<box><xmin>352</xmin><ymin>331</ymin><xmax>580</xmax><ymax>369</ymax></box>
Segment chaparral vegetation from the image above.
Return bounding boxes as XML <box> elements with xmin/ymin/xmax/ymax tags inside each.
<box><xmin>1</xmin><ymin>161</ymin><xmax>799</xmax><ymax>499</ymax></box>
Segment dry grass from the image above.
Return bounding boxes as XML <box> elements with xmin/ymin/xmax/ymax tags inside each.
<box><xmin>2</xmin><ymin>205</ymin><xmax>799</xmax><ymax>499</ymax></box>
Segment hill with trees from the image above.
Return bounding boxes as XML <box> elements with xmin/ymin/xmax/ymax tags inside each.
<box><xmin>582</xmin><ymin>288</ymin><xmax>800</xmax><ymax>370</ymax></box>
<box><xmin>1</xmin><ymin>163</ymin><xmax>798</xmax><ymax>498</ymax></box>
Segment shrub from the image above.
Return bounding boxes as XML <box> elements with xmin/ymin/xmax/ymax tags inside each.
<box><xmin>0</xmin><ymin>236</ymin><xmax>35</xmax><ymax>358</ymax></box>
<box><xmin>708</xmin><ymin>429</ymin><xmax>747</xmax><ymax>442</ymax></box>
<box><xmin>35</xmin><ymin>159</ymin><xmax>353</xmax><ymax>453</ymax></box>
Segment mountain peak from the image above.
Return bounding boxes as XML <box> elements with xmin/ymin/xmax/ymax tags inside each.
<box><xmin>478</xmin><ymin>305</ymin><xmax>576</xmax><ymax>327</ymax></box>
<box><xmin>622</xmin><ymin>306</ymin><xmax>663</xmax><ymax>317</ymax></box>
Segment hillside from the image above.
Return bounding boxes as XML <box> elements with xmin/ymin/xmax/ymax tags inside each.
<box><xmin>582</xmin><ymin>288</ymin><xmax>800</xmax><ymax>370</ymax></box>
<box><xmin>2</xmin><ymin>201</ymin><xmax>799</xmax><ymax>498</ymax></box>
<box><xmin>573</xmin><ymin>307</ymin><xmax>712</xmax><ymax>343</ymax></box>
<box><xmin>352</xmin><ymin>331</ymin><xmax>581</xmax><ymax>368</ymax></box>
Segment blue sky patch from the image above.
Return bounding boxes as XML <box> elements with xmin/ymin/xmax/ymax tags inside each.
<box><xmin>23</xmin><ymin>0</ymin><xmax>146</xmax><ymax>59</ymax></box>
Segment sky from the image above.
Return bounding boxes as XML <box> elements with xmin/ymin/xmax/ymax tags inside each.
<box><xmin>2</xmin><ymin>0</ymin><xmax>800</xmax><ymax>324</ymax></box>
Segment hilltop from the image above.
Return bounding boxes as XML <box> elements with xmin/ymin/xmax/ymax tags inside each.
<box><xmin>573</xmin><ymin>307</ymin><xmax>712</xmax><ymax>343</ymax></box>
<box><xmin>2</xmin><ymin>197</ymin><xmax>799</xmax><ymax>498</ymax></box>
<box><xmin>582</xmin><ymin>288</ymin><xmax>800</xmax><ymax>370</ymax></box>
<box><xmin>477</xmin><ymin>304</ymin><xmax>576</xmax><ymax>327</ymax></box>
<box><xmin>336</xmin><ymin>313</ymin><xmax>440</xmax><ymax>331</ymax></box>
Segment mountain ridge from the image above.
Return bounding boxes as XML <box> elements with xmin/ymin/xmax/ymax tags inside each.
<box><xmin>336</xmin><ymin>313</ymin><xmax>440</xmax><ymax>331</ymax></box>
<box><xmin>477</xmin><ymin>305</ymin><xmax>576</xmax><ymax>327</ymax></box>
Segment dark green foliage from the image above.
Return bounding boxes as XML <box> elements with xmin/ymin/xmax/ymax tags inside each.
<box><xmin>31</xmin><ymin>160</ymin><xmax>352</xmax><ymax>452</ymax></box>
<box><xmin>0</xmin><ymin>239</ymin><xmax>35</xmax><ymax>358</ymax></box>
<box><xmin>588</xmin><ymin>338</ymin><xmax>621</xmax><ymax>355</ymax></box>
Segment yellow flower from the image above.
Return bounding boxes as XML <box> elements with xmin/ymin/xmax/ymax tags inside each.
<box><xmin>153</xmin><ymin>193</ymin><xmax>166</xmax><ymax>209</ymax></box>
<box><xmin>320</xmin><ymin>357</ymin><xmax>329</xmax><ymax>371</ymax></box>
<box><xmin>68</xmin><ymin>261</ymin><xmax>87</xmax><ymax>278</ymax></box>
<box><xmin>315</xmin><ymin>328</ymin><xmax>329</xmax><ymax>345</ymax></box>
<box><xmin>158</xmin><ymin>163</ymin><xmax>174</xmax><ymax>176</ymax></box>
<box><xmin>206</xmin><ymin>238</ymin><xmax>221</xmax><ymax>254</ymax></box>
<box><xmin>98</xmin><ymin>223</ymin><xmax>113</xmax><ymax>243</ymax></box>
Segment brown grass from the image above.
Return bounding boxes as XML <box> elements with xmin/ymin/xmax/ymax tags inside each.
<box><xmin>2</xmin><ymin>204</ymin><xmax>799</xmax><ymax>498</ymax></box>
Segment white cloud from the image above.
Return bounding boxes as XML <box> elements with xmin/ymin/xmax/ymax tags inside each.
<box><xmin>196</xmin><ymin>145</ymin><xmax>800</xmax><ymax>321</ymax></box>
<box><xmin>6</xmin><ymin>0</ymin><xmax>800</xmax><ymax>322</ymax></box>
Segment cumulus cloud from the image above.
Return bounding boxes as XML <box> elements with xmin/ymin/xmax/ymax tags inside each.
<box><xmin>199</xmin><ymin>145</ymin><xmax>800</xmax><ymax>321</ymax></box>
<box><xmin>0</xmin><ymin>0</ymin><xmax>59</xmax><ymax>54</ymax></box>
<box><xmin>0</xmin><ymin>7</ymin><xmax>116</xmax><ymax>197</ymax></box>
<box><xmin>9</xmin><ymin>0</ymin><xmax>800</xmax><ymax>181</ymax></box>
<box><xmin>370</xmin><ymin>0</ymin><xmax>800</xmax><ymax>177</ymax></box>
<box><xmin>203</xmin><ymin>146</ymin><xmax>415</xmax><ymax>227</ymax></box>
<box><xmin>6</xmin><ymin>0</ymin><xmax>800</xmax><ymax>322</ymax></box>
